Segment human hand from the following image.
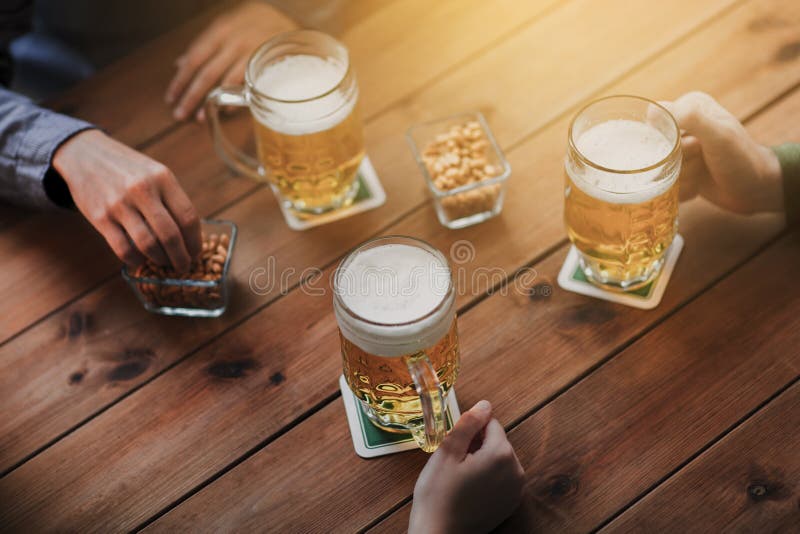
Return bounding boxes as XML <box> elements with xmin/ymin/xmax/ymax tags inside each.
<box><xmin>409</xmin><ymin>400</ymin><xmax>525</xmax><ymax>534</ymax></box>
<box><xmin>661</xmin><ymin>91</ymin><xmax>783</xmax><ymax>214</ymax></box>
<box><xmin>166</xmin><ymin>1</ymin><xmax>296</xmax><ymax>121</ymax></box>
<box><xmin>53</xmin><ymin>129</ymin><xmax>201</xmax><ymax>271</ymax></box>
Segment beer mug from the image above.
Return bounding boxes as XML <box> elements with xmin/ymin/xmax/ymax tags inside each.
<box><xmin>564</xmin><ymin>95</ymin><xmax>682</xmax><ymax>291</ymax></box>
<box><xmin>333</xmin><ymin>236</ymin><xmax>460</xmax><ymax>452</ymax></box>
<box><xmin>206</xmin><ymin>30</ymin><xmax>365</xmax><ymax>214</ymax></box>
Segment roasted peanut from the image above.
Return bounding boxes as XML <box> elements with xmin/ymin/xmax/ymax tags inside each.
<box><xmin>134</xmin><ymin>232</ymin><xmax>230</xmax><ymax>310</ymax></box>
<box><xmin>421</xmin><ymin>120</ymin><xmax>503</xmax><ymax>220</ymax></box>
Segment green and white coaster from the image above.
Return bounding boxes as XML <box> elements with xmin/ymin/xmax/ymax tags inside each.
<box><xmin>557</xmin><ymin>234</ymin><xmax>684</xmax><ymax>310</ymax></box>
<box><xmin>277</xmin><ymin>156</ymin><xmax>386</xmax><ymax>231</ymax></box>
<box><xmin>339</xmin><ymin>374</ymin><xmax>461</xmax><ymax>459</ymax></box>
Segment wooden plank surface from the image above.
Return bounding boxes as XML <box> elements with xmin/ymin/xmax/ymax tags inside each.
<box><xmin>602</xmin><ymin>381</ymin><xmax>800</xmax><ymax>533</ymax></box>
<box><xmin>1</xmin><ymin>0</ymin><xmax>798</xmax><ymax>532</ymax></box>
<box><xmin>4</xmin><ymin>80</ymin><xmax>791</xmax><ymax>531</ymax></box>
<box><xmin>0</xmin><ymin>0</ymin><xmax>567</xmax><ymax>344</ymax></box>
<box><xmin>0</xmin><ymin>120</ymin><xmax>259</xmax><ymax>341</ymax></box>
<box><xmin>0</xmin><ymin>0</ymin><xmax>747</xmax><ymax>478</ymax></box>
<box><xmin>0</xmin><ymin>1</ymin><xmax>395</xmax><ymax>229</ymax></box>
<box><xmin>384</xmin><ymin>0</ymin><xmax>800</xmax><ymax>297</ymax></box>
<box><xmin>46</xmin><ymin>0</ymin><xmax>391</xmax><ymax>147</ymax></box>
<box><xmin>147</xmin><ymin>229</ymin><xmax>800</xmax><ymax>533</ymax></box>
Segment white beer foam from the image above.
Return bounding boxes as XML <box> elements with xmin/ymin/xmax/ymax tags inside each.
<box><xmin>568</xmin><ymin>119</ymin><xmax>678</xmax><ymax>204</ymax></box>
<box><xmin>253</xmin><ymin>54</ymin><xmax>355</xmax><ymax>136</ymax></box>
<box><xmin>335</xmin><ymin>244</ymin><xmax>455</xmax><ymax>357</ymax></box>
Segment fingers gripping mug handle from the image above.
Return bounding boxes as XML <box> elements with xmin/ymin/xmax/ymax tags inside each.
<box><xmin>205</xmin><ymin>86</ymin><xmax>263</xmax><ymax>181</ymax></box>
<box><xmin>404</xmin><ymin>351</ymin><xmax>447</xmax><ymax>452</ymax></box>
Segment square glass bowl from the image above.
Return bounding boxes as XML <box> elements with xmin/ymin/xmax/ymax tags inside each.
<box><xmin>122</xmin><ymin>219</ymin><xmax>237</xmax><ymax>318</ymax></box>
<box><xmin>407</xmin><ymin>111</ymin><xmax>511</xmax><ymax>229</ymax></box>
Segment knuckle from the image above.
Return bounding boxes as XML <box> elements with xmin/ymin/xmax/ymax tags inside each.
<box><xmin>108</xmin><ymin>198</ymin><xmax>128</xmax><ymax>218</ymax></box>
<box><xmin>197</xmin><ymin>71</ymin><xmax>216</xmax><ymax>87</ymax></box>
<box><xmin>152</xmin><ymin>164</ymin><xmax>174</xmax><ymax>185</ymax></box>
<box><xmin>119</xmin><ymin>245</ymin><xmax>139</xmax><ymax>265</ymax></box>
<box><xmin>139</xmin><ymin>235</ymin><xmax>160</xmax><ymax>258</ymax></box>
<box><xmin>180</xmin><ymin>208</ymin><xmax>200</xmax><ymax>230</ymax></box>
<box><xmin>496</xmin><ymin>440</ymin><xmax>515</xmax><ymax>459</ymax></box>
<box><xmin>459</xmin><ymin>411</ymin><xmax>480</xmax><ymax>428</ymax></box>
<box><xmin>164</xmin><ymin>230</ymin><xmax>183</xmax><ymax>249</ymax></box>
<box><xmin>90</xmin><ymin>208</ymin><xmax>111</xmax><ymax>227</ymax></box>
<box><xmin>128</xmin><ymin>177</ymin><xmax>155</xmax><ymax>198</ymax></box>
<box><xmin>184</xmin><ymin>52</ymin><xmax>204</xmax><ymax>70</ymax></box>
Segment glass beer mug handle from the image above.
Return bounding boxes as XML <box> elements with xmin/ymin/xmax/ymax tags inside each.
<box><xmin>404</xmin><ymin>351</ymin><xmax>447</xmax><ymax>453</ymax></box>
<box><xmin>205</xmin><ymin>86</ymin><xmax>263</xmax><ymax>181</ymax></box>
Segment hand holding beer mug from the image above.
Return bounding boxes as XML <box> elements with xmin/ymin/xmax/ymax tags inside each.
<box><xmin>409</xmin><ymin>400</ymin><xmax>525</xmax><ymax>534</ymax></box>
<box><xmin>334</xmin><ymin>237</ymin><xmax>460</xmax><ymax>452</ymax></box>
<box><xmin>206</xmin><ymin>30</ymin><xmax>365</xmax><ymax>214</ymax></box>
<box><xmin>564</xmin><ymin>95</ymin><xmax>682</xmax><ymax>291</ymax></box>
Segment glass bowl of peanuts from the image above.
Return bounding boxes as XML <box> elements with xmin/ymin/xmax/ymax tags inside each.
<box><xmin>407</xmin><ymin>111</ymin><xmax>511</xmax><ymax>229</ymax></box>
<box><xmin>121</xmin><ymin>219</ymin><xmax>237</xmax><ymax>318</ymax></box>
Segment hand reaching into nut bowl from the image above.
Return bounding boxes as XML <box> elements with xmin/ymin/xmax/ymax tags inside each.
<box><xmin>123</xmin><ymin>221</ymin><xmax>236</xmax><ymax>318</ymax></box>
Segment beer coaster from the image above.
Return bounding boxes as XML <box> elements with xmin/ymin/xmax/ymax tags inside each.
<box><xmin>557</xmin><ymin>234</ymin><xmax>684</xmax><ymax>310</ymax></box>
<box><xmin>339</xmin><ymin>375</ymin><xmax>461</xmax><ymax>459</ymax></box>
<box><xmin>277</xmin><ymin>156</ymin><xmax>386</xmax><ymax>231</ymax></box>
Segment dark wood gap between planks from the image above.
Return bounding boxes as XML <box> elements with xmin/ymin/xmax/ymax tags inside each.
<box><xmin>132</xmin><ymin>388</ymin><xmax>343</xmax><ymax>532</ymax></box>
<box><xmin>589</xmin><ymin>374</ymin><xmax>800</xmax><ymax>533</ymax></box>
<box><xmin>359</xmin><ymin>230</ymin><xmax>794</xmax><ymax>533</ymax></box>
<box><xmin>131</xmin><ymin>76</ymin><xmax>799</xmax><ymax>534</ymax></box>
<box><xmin>359</xmin><ymin>0</ymin><xmax>567</xmax><ymax>124</ymax></box>
<box><xmin>0</xmin><ymin>0</ymin><xmax>570</xmax><ymax>347</ymax></box>
<box><xmin>1</xmin><ymin>0</ymin><xmax>752</xmax><ymax>348</ymax></box>
<box><xmin>0</xmin><ymin>180</ymin><xmax>265</xmax><ymax>355</ymax></box>
<box><xmin>0</xmin><ymin>200</ymin><xmax>425</xmax><ymax>480</ymax></box>
<box><xmin>0</xmin><ymin>0</ymin><xmax>766</xmax><ymax>485</ymax></box>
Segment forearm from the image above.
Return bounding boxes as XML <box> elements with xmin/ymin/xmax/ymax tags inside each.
<box><xmin>0</xmin><ymin>87</ymin><xmax>95</xmax><ymax>208</ymax></box>
<box><xmin>773</xmin><ymin>143</ymin><xmax>800</xmax><ymax>226</ymax></box>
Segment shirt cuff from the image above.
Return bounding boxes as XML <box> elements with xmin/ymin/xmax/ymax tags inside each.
<box><xmin>773</xmin><ymin>143</ymin><xmax>800</xmax><ymax>227</ymax></box>
<box><xmin>16</xmin><ymin>109</ymin><xmax>95</xmax><ymax>208</ymax></box>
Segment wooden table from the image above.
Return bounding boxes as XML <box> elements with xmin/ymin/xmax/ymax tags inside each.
<box><xmin>1</xmin><ymin>1</ymin><xmax>799</xmax><ymax>531</ymax></box>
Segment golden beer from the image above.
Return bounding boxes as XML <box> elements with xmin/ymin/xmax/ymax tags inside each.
<box><xmin>340</xmin><ymin>318</ymin><xmax>459</xmax><ymax>429</ymax></box>
<box><xmin>564</xmin><ymin>96</ymin><xmax>681</xmax><ymax>291</ymax></box>
<box><xmin>207</xmin><ymin>30</ymin><xmax>364</xmax><ymax>214</ymax></box>
<box><xmin>334</xmin><ymin>236</ymin><xmax>460</xmax><ymax>452</ymax></box>
<box><xmin>253</xmin><ymin>104</ymin><xmax>364</xmax><ymax>212</ymax></box>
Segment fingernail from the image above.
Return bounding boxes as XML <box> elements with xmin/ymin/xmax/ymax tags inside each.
<box><xmin>474</xmin><ymin>400</ymin><xmax>491</xmax><ymax>413</ymax></box>
<box><xmin>195</xmin><ymin>110</ymin><xmax>204</xmax><ymax>122</ymax></box>
<box><xmin>174</xmin><ymin>108</ymin><xmax>186</xmax><ymax>120</ymax></box>
<box><xmin>165</xmin><ymin>93</ymin><xmax>174</xmax><ymax>104</ymax></box>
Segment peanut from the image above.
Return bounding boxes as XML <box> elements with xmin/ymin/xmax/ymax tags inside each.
<box><xmin>134</xmin><ymin>232</ymin><xmax>230</xmax><ymax>310</ymax></box>
<box><xmin>421</xmin><ymin>119</ymin><xmax>504</xmax><ymax>221</ymax></box>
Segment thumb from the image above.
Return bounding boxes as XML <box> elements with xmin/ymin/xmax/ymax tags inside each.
<box><xmin>438</xmin><ymin>400</ymin><xmax>493</xmax><ymax>459</ymax></box>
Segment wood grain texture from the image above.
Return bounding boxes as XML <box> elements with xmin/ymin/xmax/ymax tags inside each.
<box><xmin>0</xmin><ymin>0</ymin><xmax>747</xmax><ymax>479</ymax></box>
<box><xmin>147</xmin><ymin>229</ymin><xmax>800</xmax><ymax>533</ymax></box>
<box><xmin>493</xmin><ymin>233</ymin><xmax>800</xmax><ymax>533</ymax></box>
<box><xmin>0</xmin><ymin>118</ymin><xmax>258</xmax><ymax>342</ymax></box>
<box><xmin>362</xmin><ymin>81</ymin><xmax>800</xmax><ymax>534</ymax></box>
<box><xmin>0</xmin><ymin>0</ymin><xmax>572</xmax><ymax>345</ymax></box>
<box><xmin>1</xmin><ymin>0</ymin><xmax>798</xmax><ymax>531</ymax></box>
<box><xmin>146</xmin><ymin>85</ymin><xmax>800</xmax><ymax>531</ymax></box>
<box><xmin>602</xmin><ymin>381</ymin><xmax>800</xmax><ymax>533</ymax></box>
<box><xmin>45</xmin><ymin>0</ymin><xmax>390</xmax><ymax>148</ymax></box>
<box><xmin>0</xmin><ymin>1</ymin><xmax>394</xmax><ymax>230</ymax></box>
<box><xmin>382</xmin><ymin>0</ymin><xmax>800</xmax><ymax>311</ymax></box>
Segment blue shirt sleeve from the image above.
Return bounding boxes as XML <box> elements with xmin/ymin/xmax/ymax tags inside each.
<box><xmin>0</xmin><ymin>86</ymin><xmax>95</xmax><ymax>208</ymax></box>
